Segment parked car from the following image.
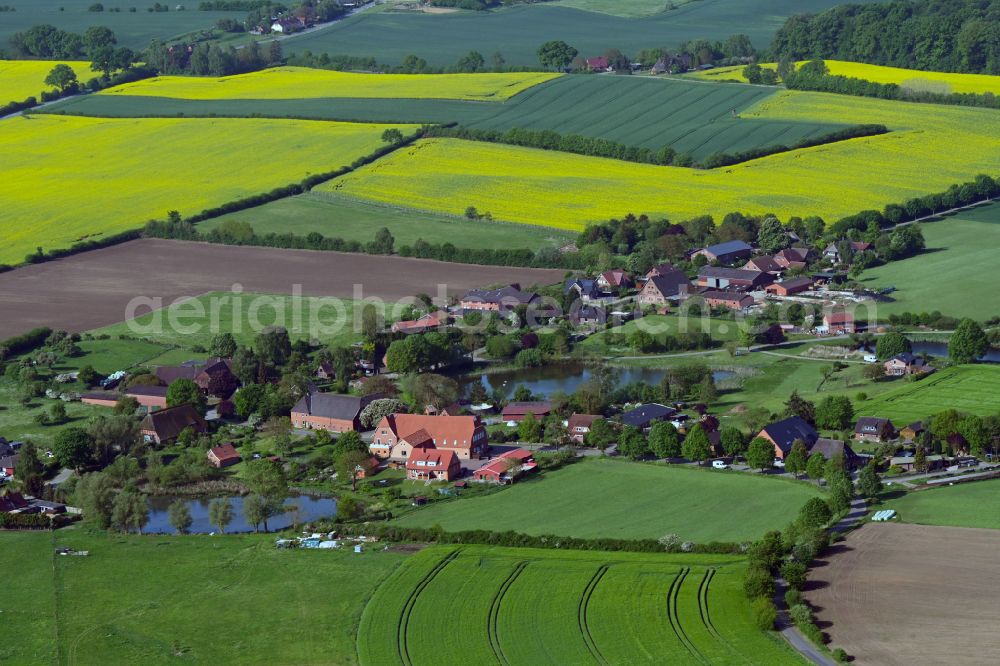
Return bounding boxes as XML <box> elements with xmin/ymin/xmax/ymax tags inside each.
<box><xmin>773</xmin><ymin>458</ymin><xmax>785</xmax><ymax>468</ymax></box>
<box><xmin>712</xmin><ymin>459</ymin><xmax>730</xmax><ymax>470</ymax></box>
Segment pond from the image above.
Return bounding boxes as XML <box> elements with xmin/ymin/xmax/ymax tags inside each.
<box><xmin>909</xmin><ymin>340</ymin><xmax>1000</xmax><ymax>363</ymax></box>
<box><xmin>460</xmin><ymin>363</ymin><xmax>736</xmax><ymax>399</ymax></box>
<box><xmin>144</xmin><ymin>493</ymin><xmax>337</xmax><ymax>534</ymax></box>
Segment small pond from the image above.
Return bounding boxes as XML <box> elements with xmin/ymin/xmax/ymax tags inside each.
<box><xmin>144</xmin><ymin>493</ymin><xmax>337</xmax><ymax>534</ymax></box>
<box><xmin>909</xmin><ymin>340</ymin><xmax>1000</xmax><ymax>363</ymax></box>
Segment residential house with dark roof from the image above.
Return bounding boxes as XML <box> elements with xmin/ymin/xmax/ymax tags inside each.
<box><xmin>621</xmin><ymin>403</ymin><xmax>676</xmax><ymax>431</ymax></box>
<box><xmin>567</xmin><ymin>413</ymin><xmax>601</xmax><ymax>443</ymax></box>
<box><xmin>774</xmin><ymin>247</ymin><xmax>810</xmax><ymax>269</ymax></box>
<box><xmin>570</xmin><ymin>305</ymin><xmax>608</xmax><ymax>326</ymax></box>
<box><xmin>700</xmin><ymin>290</ymin><xmax>755</xmax><ymax>311</ymax></box>
<box><xmin>900</xmin><ymin>422</ymin><xmax>924</xmax><ymax>441</ymax></box>
<box><xmin>757</xmin><ymin>416</ymin><xmax>819</xmax><ymax>459</ymax></box>
<box><xmin>207</xmin><ymin>443</ymin><xmax>242</xmax><ymax>468</ymax></box>
<box><xmin>502</xmin><ymin>402</ymin><xmax>552</xmax><ymax>424</ymax></box>
<box><xmin>0</xmin><ymin>491</ymin><xmax>29</xmax><ymax>513</ymax></box>
<box><xmin>645</xmin><ymin>262</ymin><xmax>678</xmax><ymax>279</ymax></box>
<box><xmin>744</xmin><ymin>256</ymin><xmax>783</xmax><ymax>275</ymax></box>
<box><xmin>564</xmin><ymin>278</ymin><xmax>604</xmax><ymax>301</ymax></box>
<box><xmin>824</xmin><ymin>241</ymin><xmax>873</xmax><ymax>264</ymax></box>
<box><xmin>855</xmin><ymin>417</ymin><xmax>896</xmax><ymax>443</ymax></box>
<box><xmin>697</xmin><ymin>267</ymin><xmax>772</xmax><ymax>290</ymax></box>
<box><xmin>140</xmin><ymin>404</ymin><xmax>207</xmax><ymax>445</ymax></box>
<box><xmin>460</xmin><ymin>285</ymin><xmax>538</xmax><ymax>312</ymax></box>
<box><xmin>884</xmin><ymin>353</ymin><xmax>935</xmax><ymax>377</ymax></box>
<box><xmin>809</xmin><ymin>438</ymin><xmax>862</xmax><ymax>469</ymax></box>
<box><xmin>585</xmin><ymin>56</ymin><xmax>610</xmax><ymax>71</ymax></box>
<box><xmin>0</xmin><ymin>454</ymin><xmax>18</xmax><ymax>477</ymax></box>
<box><xmin>597</xmin><ymin>268</ymin><xmax>633</xmax><ymax>292</ymax></box>
<box><xmin>291</xmin><ymin>391</ymin><xmax>381</xmax><ymax>433</ymax></box>
<box><xmin>765</xmin><ymin>277</ymin><xmax>814</xmax><ymax>296</ymax></box>
<box><xmin>637</xmin><ymin>271</ymin><xmax>691</xmax><ymax>307</ymax></box>
<box><xmin>694</xmin><ymin>240</ymin><xmax>753</xmax><ymax>264</ymax></box>
<box><xmin>370</xmin><ymin>413</ymin><xmax>488</xmax><ymax>460</ymax></box>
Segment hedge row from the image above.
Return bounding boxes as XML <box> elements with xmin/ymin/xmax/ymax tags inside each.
<box><xmin>0</xmin><ymin>327</ymin><xmax>53</xmax><ymax>358</ymax></box>
<box><xmin>785</xmin><ymin>71</ymin><xmax>1000</xmax><ymax>110</ymax></box>
<box><xmin>700</xmin><ymin>124</ymin><xmax>888</xmax><ymax>169</ymax></box>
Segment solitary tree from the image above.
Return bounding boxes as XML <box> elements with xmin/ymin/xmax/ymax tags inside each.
<box><xmin>746</xmin><ymin>437</ymin><xmax>774</xmax><ymax>471</ymax></box>
<box><xmin>949</xmin><ymin>318</ymin><xmax>988</xmax><ymax>364</ymax></box>
<box><xmin>167</xmin><ymin>500</ymin><xmax>193</xmax><ymax>535</ymax></box>
<box><xmin>44</xmin><ymin>63</ymin><xmax>78</xmax><ymax>91</ymax></box>
<box><xmin>537</xmin><ymin>40</ymin><xmax>578</xmax><ymax>69</ymax></box>
<box><xmin>111</xmin><ymin>486</ymin><xmax>149</xmax><ymax>534</ymax></box>
<box><xmin>208</xmin><ymin>498</ymin><xmax>234</xmax><ymax>534</ymax></box>
<box><xmin>53</xmin><ymin>427</ymin><xmax>92</xmax><ymax>471</ymax></box>
<box><xmin>381</xmin><ymin>128</ymin><xmax>404</xmax><ymax>145</ymax></box>
<box><xmin>857</xmin><ymin>460</ymin><xmax>883</xmax><ymax>499</ymax></box>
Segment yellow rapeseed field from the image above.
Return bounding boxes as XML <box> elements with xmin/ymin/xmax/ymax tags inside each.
<box><xmin>0</xmin><ymin>115</ymin><xmax>417</xmax><ymax>265</ymax></box>
<box><xmin>99</xmin><ymin>66</ymin><xmax>560</xmax><ymax>100</ymax></box>
<box><xmin>326</xmin><ymin>90</ymin><xmax>1000</xmax><ymax>229</ymax></box>
<box><xmin>687</xmin><ymin>60</ymin><xmax>1000</xmax><ymax>95</ymax></box>
<box><xmin>0</xmin><ymin>60</ymin><xmax>94</xmax><ymax>106</ymax></box>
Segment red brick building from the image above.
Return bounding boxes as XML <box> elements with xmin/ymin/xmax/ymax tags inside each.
<box><xmin>370</xmin><ymin>413</ymin><xmax>488</xmax><ymax>460</ymax></box>
<box><xmin>207</xmin><ymin>443</ymin><xmax>242</xmax><ymax>468</ymax></box>
<box><xmin>291</xmin><ymin>391</ymin><xmax>381</xmax><ymax>433</ymax></box>
<box><xmin>406</xmin><ymin>447</ymin><xmax>461</xmax><ymax>481</ymax></box>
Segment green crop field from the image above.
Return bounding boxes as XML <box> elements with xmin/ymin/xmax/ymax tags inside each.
<box><xmin>0</xmin><ymin>529</ymin><xmax>406</xmax><ymax>664</ymax></box>
<box><xmin>282</xmin><ymin>1</ymin><xmax>880</xmax><ymax>67</ymax></box>
<box><xmin>550</xmin><ymin>0</ymin><xmax>688</xmax><ymax>17</ymax></box>
<box><xmin>857</xmin><ymin>366</ymin><xmax>1000</xmax><ymax>424</ymax></box>
<box><xmin>358</xmin><ymin>545</ymin><xmax>803</xmax><ymax>665</ymax></box>
<box><xmin>90</xmin><ymin>291</ymin><xmax>398</xmax><ymax>349</ymax></box>
<box><xmin>577</xmin><ymin>314</ymin><xmax>743</xmax><ymax>353</ymax></box>
<box><xmin>327</xmin><ymin>90</ymin><xmax>1000</xmax><ymax>230</ymax></box>
<box><xmin>199</xmin><ymin>193</ymin><xmax>573</xmax><ymax>250</ymax></box>
<box><xmin>0</xmin><ymin>114</ymin><xmax>415</xmax><ymax>265</ymax></box>
<box><xmin>882</xmin><ymin>480</ymin><xmax>1000</xmax><ymax>530</ymax></box>
<box><xmin>0</xmin><ymin>0</ymin><xmax>243</xmax><ymax>51</ymax></box>
<box><xmin>393</xmin><ymin>459</ymin><xmax>820</xmax><ymax>542</ymax></box>
<box><xmin>861</xmin><ymin>203</ymin><xmax>1000</xmax><ymax>319</ymax></box>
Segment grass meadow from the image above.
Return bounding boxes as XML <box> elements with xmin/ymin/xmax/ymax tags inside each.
<box><xmin>199</xmin><ymin>192</ymin><xmax>574</xmax><ymax>249</ymax></box>
<box><xmin>0</xmin><ymin>59</ymin><xmax>93</xmax><ymax>106</ymax></box>
<box><xmin>326</xmin><ymin>90</ymin><xmax>1000</xmax><ymax>229</ymax></box>
<box><xmin>860</xmin><ymin>203</ymin><xmax>1000</xmax><ymax>319</ymax></box>
<box><xmin>550</xmin><ymin>0</ymin><xmax>689</xmax><ymax>17</ymax></box>
<box><xmin>393</xmin><ymin>458</ymin><xmax>820</xmax><ymax>542</ymax></box>
<box><xmin>90</xmin><ymin>291</ymin><xmax>399</xmax><ymax>349</ymax></box>
<box><xmin>0</xmin><ymin>0</ymin><xmax>242</xmax><ymax>51</ymax></box>
<box><xmin>100</xmin><ymin>67</ymin><xmax>559</xmax><ymax>101</ymax></box>
<box><xmin>857</xmin><ymin>366</ymin><xmax>1000</xmax><ymax>424</ymax></box>
<box><xmin>882</xmin><ymin>480</ymin><xmax>1000</xmax><ymax>530</ymax></box>
<box><xmin>0</xmin><ymin>115</ymin><xmax>415</xmax><ymax>265</ymax></box>
<box><xmin>0</xmin><ymin>529</ymin><xmax>406</xmax><ymax>665</ymax></box>
<box><xmin>358</xmin><ymin>545</ymin><xmax>803</xmax><ymax>665</ymax></box>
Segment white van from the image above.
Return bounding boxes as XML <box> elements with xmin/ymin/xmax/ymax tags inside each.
<box><xmin>863</xmin><ymin>354</ymin><xmax>878</xmax><ymax>363</ymax></box>
<box><xmin>712</xmin><ymin>459</ymin><xmax>730</xmax><ymax>470</ymax></box>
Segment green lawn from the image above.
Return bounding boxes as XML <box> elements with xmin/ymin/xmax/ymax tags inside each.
<box><xmin>358</xmin><ymin>544</ymin><xmax>803</xmax><ymax>665</ymax></box>
<box><xmin>90</xmin><ymin>292</ymin><xmax>396</xmax><ymax>349</ymax></box>
<box><xmin>861</xmin><ymin>203</ymin><xmax>1000</xmax><ymax>320</ymax></box>
<box><xmin>58</xmin><ymin>338</ymin><xmax>173</xmax><ymax>374</ymax></box>
<box><xmin>394</xmin><ymin>458</ymin><xmax>820</xmax><ymax>542</ymax></box>
<box><xmin>0</xmin><ymin>378</ymin><xmax>105</xmax><ymax>447</ymax></box>
<box><xmin>550</xmin><ymin>0</ymin><xmax>686</xmax><ymax>17</ymax></box>
<box><xmin>0</xmin><ymin>529</ymin><xmax>406</xmax><ymax>665</ymax></box>
<box><xmin>198</xmin><ymin>192</ymin><xmax>572</xmax><ymax>250</ymax></box>
<box><xmin>578</xmin><ymin>314</ymin><xmax>742</xmax><ymax>355</ymax></box>
<box><xmin>882</xmin><ymin>479</ymin><xmax>1000</xmax><ymax>530</ymax></box>
<box><xmin>857</xmin><ymin>365</ymin><xmax>1000</xmax><ymax>424</ymax></box>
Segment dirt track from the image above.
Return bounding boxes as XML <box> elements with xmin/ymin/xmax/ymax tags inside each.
<box><xmin>805</xmin><ymin>522</ymin><xmax>1000</xmax><ymax>665</ymax></box>
<box><xmin>0</xmin><ymin>239</ymin><xmax>564</xmax><ymax>338</ymax></box>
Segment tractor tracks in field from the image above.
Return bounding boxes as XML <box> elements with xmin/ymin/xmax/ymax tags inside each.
<box><xmin>486</xmin><ymin>560</ymin><xmax>530</xmax><ymax>666</ymax></box>
<box><xmin>577</xmin><ymin>564</ymin><xmax>611</xmax><ymax>666</ymax></box>
<box><xmin>666</xmin><ymin>567</ymin><xmax>711</xmax><ymax>665</ymax></box>
<box><xmin>396</xmin><ymin>548</ymin><xmax>462</xmax><ymax>666</ymax></box>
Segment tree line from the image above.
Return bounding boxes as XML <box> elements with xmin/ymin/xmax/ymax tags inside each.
<box><xmin>771</xmin><ymin>0</ymin><xmax>1000</xmax><ymax>76</ymax></box>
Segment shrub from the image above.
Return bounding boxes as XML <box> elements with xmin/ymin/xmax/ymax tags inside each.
<box><xmin>743</xmin><ymin>565</ymin><xmax>776</xmax><ymax>600</ymax></box>
<box><xmin>789</xmin><ymin>603</ymin><xmax>813</xmax><ymax>626</ymax></box>
<box><xmin>832</xmin><ymin>648</ymin><xmax>850</xmax><ymax>663</ymax></box>
<box><xmin>781</xmin><ymin>561</ymin><xmax>808</xmax><ymax>589</ymax></box>
<box><xmin>752</xmin><ymin>597</ymin><xmax>778</xmax><ymax>631</ymax></box>
<box><xmin>784</xmin><ymin>587</ymin><xmax>803</xmax><ymax>608</ymax></box>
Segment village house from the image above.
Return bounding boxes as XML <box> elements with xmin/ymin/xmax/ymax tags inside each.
<box><xmin>0</xmin><ymin>491</ymin><xmax>29</xmax><ymax>513</ymax></box>
<box><xmin>809</xmin><ymin>438</ymin><xmax>863</xmax><ymax>470</ymax></box>
<box><xmin>140</xmin><ymin>404</ymin><xmax>207</xmax><ymax>445</ymax></box>
<box><xmin>889</xmin><ymin>453</ymin><xmax>947</xmax><ymax>473</ymax></box>
<box><xmin>757</xmin><ymin>416</ymin><xmax>819</xmax><ymax>459</ymax></box>
<box><xmin>405</xmin><ymin>446</ymin><xmax>461</xmax><ymax>482</ymax></box>
<box><xmin>570</xmin><ymin>304</ymin><xmax>608</xmax><ymax>327</ymax></box>
<box><xmin>567</xmin><ymin>413</ymin><xmax>601</xmax><ymax>443</ymax></box>
<box><xmin>645</xmin><ymin>262</ymin><xmax>679</xmax><ymax>279</ymax></box>
<box><xmin>597</xmin><ymin>268</ymin><xmax>633</xmax><ymax>292</ymax></box>
<box><xmin>460</xmin><ymin>284</ymin><xmax>538</xmax><ymax>313</ymax></box>
<box><xmin>270</xmin><ymin>16</ymin><xmax>305</xmax><ymax>33</ymax></box>
<box><xmin>0</xmin><ymin>454</ymin><xmax>18</xmax><ymax>477</ymax></box>
<box><xmin>693</xmin><ymin>240</ymin><xmax>753</xmax><ymax>265</ymax></box>
<box><xmin>473</xmin><ymin>448</ymin><xmax>536</xmax><ymax>484</ymax></box>
<box><xmin>900</xmin><ymin>421</ymin><xmax>925</xmax><ymax>441</ymax></box>
<box><xmin>315</xmin><ymin>361</ymin><xmax>335</xmax><ymax>380</ymax></box>
<box><xmin>773</xmin><ymin>247</ymin><xmax>810</xmax><ymax>269</ymax></box>
<box><xmin>700</xmin><ymin>290</ymin><xmax>755</xmax><ymax>311</ymax></box>
<box><xmin>153</xmin><ymin>358</ymin><xmax>238</xmax><ymax>397</ymax></box>
<box><xmin>621</xmin><ymin>403</ymin><xmax>676</xmax><ymax>431</ymax></box>
<box><xmin>697</xmin><ymin>267</ymin><xmax>772</xmax><ymax>290</ymax></box>
<box><xmin>823</xmin><ymin>241</ymin><xmax>873</xmax><ymax>264</ymax></box>
<box><xmin>765</xmin><ymin>276</ymin><xmax>814</xmax><ymax>297</ymax></box>
<box><xmin>82</xmin><ymin>384</ymin><xmax>170</xmax><ymax>413</ymax></box>
<box><xmin>820</xmin><ymin>310</ymin><xmax>856</xmax><ymax>334</ymax></box>
<box><xmin>884</xmin><ymin>353</ymin><xmax>935</xmax><ymax>377</ymax></box>
<box><xmin>423</xmin><ymin>402</ymin><xmax>463</xmax><ymax>417</ymax></box>
<box><xmin>207</xmin><ymin>443</ymin><xmax>242</xmax><ymax>469</ymax></box>
<box><xmin>855</xmin><ymin>417</ymin><xmax>896</xmax><ymax>443</ymax></box>
<box><xmin>391</xmin><ymin>311</ymin><xmax>449</xmax><ymax>335</ymax></box>
<box><xmin>502</xmin><ymin>401</ymin><xmax>552</xmax><ymax>424</ymax></box>
<box><xmin>637</xmin><ymin>271</ymin><xmax>691</xmax><ymax>307</ymax></box>
<box><xmin>743</xmin><ymin>256</ymin><xmax>783</xmax><ymax>275</ymax></box>
<box><xmin>651</xmin><ymin>53</ymin><xmax>692</xmax><ymax>74</ymax></box>
<box><xmin>290</xmin><ymin>391</ymin><xmax>381</xmax><ymax>433</ymax></box>
<box><xmin>564</xmin><ymin>278</ymin><xmax>604</xmax><ymax>302</ymax></box>
<box><xmin>370</xmin><ymin>413</ymin><xmax>489</xmax><ymax>460</ymax></box>
<box><xmin>585</xmin><ymin>56</ymin><xmax>611</xmax><ymax>71</ymax></box>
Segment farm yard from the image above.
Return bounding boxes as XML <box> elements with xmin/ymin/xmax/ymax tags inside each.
<box><xmin>881</xmin><ymin>480</ymin><xmax>1000</xmax><ymax>530</ymax></box>
<box><xmin>805</xmin><ymin>523</ymin><xmax>1000</xmax><ymax>666</ymax></box>
<box><xmin>99</xmin><ymin>67</ymin><xmax>559</xmax><ymax>101</ymax></box>
<box><xmin>860</xmin><ymin>202</ymin><xmax>1000</xmax><ymax>319</ymax></box>
<box><xmin>0</xmin><ymin>0</ymin><xmax>244</xmax><ymax>51</ymax></box>
<box><xmin>357</xmin><ymin>545</ymin><xmax>803</xmax><ymax>666</ymax></box>
<box><xmin>856</xmin><ymin>366</ymin><xmax>1000</xmax><ymax>424</ymax></box>
<box><xmin>0</xmin><ymin>115</ymin><xmax>416</xmax><ymax>265</ymax></box>
<box><xmin>0</xmin><ymin>530</ymin><xmax>406</xmax><ymax>665</ymax></box>
<box><xmin>392</xmin><ymin>459</ymin><xmax>821</xmax><ymax>542</ymax></box>
<box><xmin>0</xmin><ymin>59</ymin><xmax>93</xmax><ymax>106</ymax></box>
<box><xmin>199</xmin><ymin>193</ymin><xmax>574</xmax><ymax>251</ymax></box>
<box><xmin>0</xmin><ymin>238</ymin><xmax>564</xmax><ymax>339</ymax></box>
